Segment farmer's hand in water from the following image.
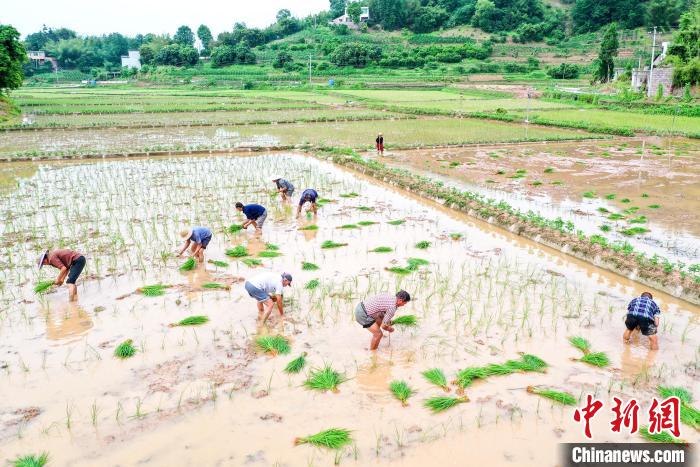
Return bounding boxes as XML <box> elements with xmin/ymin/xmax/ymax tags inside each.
<box><xmin>383</xmin><ymin>325</ymin><xmax>395</xmax><ymax>333</ymax></box>
<box><xmin>55</xmin><ymin>279</ymin><xmax>64</xmax><ymax>286</ymax></box>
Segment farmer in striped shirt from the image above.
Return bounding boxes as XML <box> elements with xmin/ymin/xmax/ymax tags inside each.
<box><xmin>624</xmin><ymin>292</ymin><xmax>661</xmax><ymax>350</ymax></box>
<box><xmin>355</xmin><ymin>290</ymin><xmax>411</xmax><ymax>350</ymax></box>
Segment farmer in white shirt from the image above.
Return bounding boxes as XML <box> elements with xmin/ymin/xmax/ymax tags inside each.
<box><xmin>244</xmin><ymin>271</ymin><xmax>292</xmax><ymax>323</ymax></box>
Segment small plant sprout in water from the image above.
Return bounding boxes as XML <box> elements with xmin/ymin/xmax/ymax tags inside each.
<box><xmin>389</xmin><ymin>380</ymin><xmax>414</xmax><ymax>406</ymax></box>
<box><xmin>454</xmin><ymin>354</ymin><xmax>547</xmax><ymax>389</ymax></box>
<box><xmin>114</xmin><ymin>339</ymin><xmax>137</xmax><ymax>359</ymax></box>
<box><xmin>370</xmin><ymin>246</ymin><xmax>393</xmax><ymax>253</ymax></box>
<box><xmin>284</xmin><ymin>352</ymin><xmax>308</xmax><ymax>374</ymax></box>
<box><xmin>569</xmin><ymin>336</ymin><xmax>591</xmax><ymax>354</ymax></box>
<box><xmin>138</xmin><ymin>284</ymin><xmax>171</xmax><ymax>297</ymax></box>
<box><xmin>648</xmin><ymin>204</ymin><xmax>661</xmax><ymax>209</ymax></box>
<box><xmin>605</xmin><ymin>194</ymin><xmax>616</xmax><ymax>200</ymax></box>
<box><xmin>179</xmin><ymin>257</ymin><xmax>196</xmax><ymax>271</ymax></box>
<box><xmin>226</xmin><ymin>245</ymin><xmax>249</xmax><ymax>257</ymax></box>
<box><xmin>424</xmin><ymin>396</ymin><xmax>469</xmax><ymax>413</ymax></box>
<box><xmin>639</xmin><ymin>427</ymin><xmax>687</xmax><ymax>444</ymax></box>
<box><xmin>304</xmin><ymin>279</ymin><xmax>320</xmax><ymax>290</ymax></box>
<box><xmin>33</xmin><ymin>280</ymin><xmax>54</xmax><ymax>294</ymax></box>
<box><xmin>422</xmin><ymin>368</ymin><xmax>450</xmax><ymax>392</ymax></box>
<box><xmin>294</xmin><ymin>428</ymin><xmax>352</xmax><ymax>450</ymax></box>
<box><xmin>526</xmin><ymin>386</ymin><xmax>577</xmax><ymax>405</ymax></box>
<box><xmin>304</xmin><ymin>365</ymin><xmax>346</xmax><ymax>392</ymax></box>
<box><xmin>170</xmin><ymin>315</ymin><xmax>209</xmax><ymax>327</ymax></box>
<box><xmin>582</xmin><ymin>191</ymin><xmax>596</xmax><ymax>199</ymax></box>
<box><xmin>10</xmin><ymin>452</ymin><xmax>49</xmax><ymax>467</ymax></box>
<box><xmin>415</xmin><ymin>240</ymin><xmax>431</xmax><ymax>249</ymax></box>
<box><xmin>301</xmin><ymin>261</ymin><xmax>320</xmax><ymax>270</ymax></box>
<box><xmin>391</xmin><ymin>315</ymin><xmax>417</xmax><ymax>327</ymax></box>
<box><xmin>255</xmin><ymin>335</ymin><xmax>291</xmax><ymax>356</ymax></box>
<box><xmin>321</xmin><ymin>240</ymin><xmax>347</xmax><ymax>249</ymax></box>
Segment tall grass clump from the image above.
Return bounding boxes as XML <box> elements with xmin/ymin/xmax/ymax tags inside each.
<box><xmin>527</xmin><ymin>386</ymin><xmax>577</xmax><ymax>405</ymax></box>
<box><xmin>455</xmin><ymin>354</ymin><xmax>547</xmax><ymax>388</ymax></box>
<box><xmin>179</xmin><ymin>257</ymin><xmax>196</xmax><ymax>271</ymax></box>
<box><xmin>114</xmin><ymin>339</ymin><xmax>137</xmax><ymax>359</ymax></box>
<box><xmin>422</xmin><ymin>368</ymin><xmax>450</xmax><ymax>392</ymax></box>
<box><xmin>226</xmin><ymin>245</ymin><xmax>249</xmax><ymax>257</ymax></box>
<box><xmin>424</xmin><ymin>396</ymin><xmax>469</xmax><ymax>413</ymax></box>
<box><xmin>255</xmin><ymin>335</ymin><xmax>291</xmax><ymax>355</ymax></box>
<box><xmin>390</xmin><ymin>380</ymin><xmax>414</xmax><ymax>406</ymax></box>
<box><xmin>304</xmin><ymin>365</ymin><xmax>346</xmax><ymax>392</ymax></box>
<box><xmin>294</xmin><ymin>428</ymin><xmax>352</xmax><ymax>449</ymax></box>
<box><xmin>170</xmin><ymin>315</ymin><xmax>209</xmax><ymax>327</ymax></box>
<box><xmin>139</xmin><ymin>284</ymin><xmax>171</xmax><ymax>297</ymax></box>
<box><xmin>10</xmin><ymin>453</ymin><xmax>49</xmax><ymax>467</ymax></box>
<box><xmin>33</xmin><ymin>280</ymin><xmax>54</xmax><ymax>294</ymax></box>
<box><xmin>284</xmin><ymin>352</ymin><xmax>308</xmax><ymax>374</ymax></box>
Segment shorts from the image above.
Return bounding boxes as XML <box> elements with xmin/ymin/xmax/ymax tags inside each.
<box><xmin>625</xmin><ymin>314</ymin><xmax>657</xmax><ymax>336</ymax></box>
<box><xmin>66</xmin><ymin>256</ymin><xmax>86</xmax><ymax>284</ymax></box>
<box><xmin>286</xmin><ymin>188</ymin><xmax>295</xmax><ymax>197</ymax></box>
<box><xmin>255</xmin><ymin>209</ymin><xmax>267</xmax><ymax>229</ymax></box>
<box><xmin>199</xmin><ymin>234</ymin><xmax>212</xmax><ymax>249</ymax></box>
<box><xmin>355</xmin><ymin>302</ymin><xmax>375</xmax><ymax>328</ymax></box>
<box><xmin>245</xmin><ymin>281</ymin><xmax>270</xmax><ymax>302</ymax></box>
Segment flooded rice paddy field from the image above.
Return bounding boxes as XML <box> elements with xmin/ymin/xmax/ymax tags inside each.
<box><xmin>382</xmin><ymin>137</ymin><xmax>700</xmax><ymax>265</ymax></box>
<box><xmin>0</xmin><ymin>153</ymin><xmax>698</xmax><ymax>466</ymax></box>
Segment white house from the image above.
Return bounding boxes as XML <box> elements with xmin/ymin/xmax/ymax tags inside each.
<box><xmin>28</xmin><ymin>50</ymin><xmax>46</xmax><ymax>61</ymax></box>
<box><xmin>330</xmin><ymin>4</ymin><xmax>370</xmax><ymax>29</ymax></box>
<box><xmin>121</xmin><ymin>50</ymin><xmax>141</xmax><ymax>70</ymax></box>
<box><xmin>360</xmin><ymin>6</ymin><xmax>370</xmax><ymax>22</ymax></box>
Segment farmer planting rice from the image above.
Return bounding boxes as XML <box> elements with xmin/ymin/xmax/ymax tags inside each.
<box><xmin>272</xmin><ymin>176</ymin><xmax>294</xmax><ymax>201</ymax></box>
<box><xmin>244</xmin><ymin>271</ymin><xmax>292</xmax><ymax>324</ymax></box>
<box><xmin>297</xmin><ymin>188</ymin><xmax>319</xmax><ymax>216</ymax></box>
<box><xmin>623</xmin><ymin>291</ymin><xmax>661</xmax><ymax>350</ymax></box>
<box><xmin>178</xmin><ymin>226</ymin><xmax>212</xmax><ymax>264</ymax></box>
<box><xmin>375</xmin><ymin>132</ymin><xmax>384</xmax><ymax>155</ymax></box>
<box><xmin>235</xmin><ymin>202</ymin><xmax>267</xmax><ymax>233</ymax></box>
<box><xmin>355</xmin><ymin>290</ymin><xmax>411</xmax><ymax>350</ymax></box>
<box><xmin>37</xmin><ymin>249</ymin><xmax>86</xmax><ymax>302</ymax></box>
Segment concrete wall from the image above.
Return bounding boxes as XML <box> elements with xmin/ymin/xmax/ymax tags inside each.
<box><xmin>648</xmin><ymin>67</ymin><xmax>674</xmax><ymax>96</ymax></box>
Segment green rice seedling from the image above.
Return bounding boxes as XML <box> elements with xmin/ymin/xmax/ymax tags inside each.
<box><xmin>265</xmin><ymin>243</ymin><xmax>280</xmax><ymax>250</ymax></box>
<box><xmin>605</xmin><ymin>194</ymin><xmax>616</xmax><ymax>200</ymax></box>
<box><xmin>648</xmin><ymin>204</ymin><xmax>661</xmax><ymax>209</ymax></box>
<box><xmin>544</xmin><ymin>167</ymin><xmax>555</xmax><ymax>173</ymax></box>
<box><xmin>284</xmin><ymin>352</ymin><xmax>308</xmax><ymax>374</ymax></box>
<box><xmin>302</xmin><ymin>261</ymin><xmax>320</xmax><ymax>270</ymax></box>
<box><xmin>424</xmin><ymin>396</ymin><xmax>469</xmax><ymax>413</ymax></box>
<box><xmin>339</xmin><ymin>192</ymin><xmax>359</xmax><ymax>198</ymax></box>
<box><xmin>579</xmin><ymin>351</ymin><xmax>610</xmax><ymax>367</ymax></box>
<box><xmin>620</xmin><ymin>198</ymin><xmax>631</xmax><ymax>203</ymax></box>
<box><xmin>657</xmin><ymin>387</ymin><xmax>700</xmax><ymax>429</ymax></box>
<box><xmin>339</xmin><ymin>224</ymin><xmax>359</xmax><ymax>229</ymax></box>
<box><xmin>10</xmin><ymin>452</ymin><xmax>49</xmax><ymax>467</ymax></box>
<box><xmin>639</xmin><ymin>427</ymin><xmax>686</xmax><ymax>444</ymax></box>
<box><xmin>582</xmin><ymin>191</ymin><xmax>596</xmax><ymax>199</ymax></box>
<box><xmin>304</xmin><ymin>365</ymin><xmax>346</xmax><ymax>392</ymax></box>
<box><xmin>422</xmin><ymin>368</ymin><xmax>450</xmax><ymax>392</ymax></box>
<box><xmin>392</xmin><ymin>315</ymin><xmax>417</xmax><ymax>327</ymax></box>
<box><xmin>623</xmin><ymin>207</ymin><xmax>640</xmax><ymax>214</ymax></box>
<box><xmin>317</xmin><ymin>198</ymin><xmax>333</xmax><ymax>204</ymax></box>
<box><xmin>357</xmin><ymin>206</ymin><xmax>374</xmax><ymax>211</ymax></box>
<box><xmin>370</xmin><ymin>246</ymin><xmax>393</xmax><ymax>253</ymax></box>
<box><xmin>450</xmin><ymin>233</ymin><xmax>463</xmax><ymax>240</ymax></box>
<box><xmin>357</xmin><ymin>221</ymin><xmax>377</xmax><ymax>226</ymax></box>
<box><xmin>607</xmin><ymin>213</ymin><xmax>626</xmax><ymax>220</ymax></box>
<box><xmin>415</xmin><ymin>240</ymin><xmax>431</xmax><ymax>249</ymax></box>
<box><xmin>629</xmin><ymin>216</ymin><xmax>648</xmax><ymax>224</ymax></box>
<box><xmin>569</xmin><ymin>336</ymin><xmax>591</xmax><ymax>354</ymax></box>
<box><xmin>305</xmin><ymin>279</ymin><xmax>320</xmax><ymax>290</ymax></box>
<box><xmin>455</xmin><ymin>354</ymin><xmax>547</xmax><ymax>388</ymax></box>
<box><xmin>242</xmin><ymin>258</ymin><xmax>263</xmax><ymax>267</ymax></box>
<box><xmin>179</xmin><ymin>257</ymin><xmax>196</xmax><ymax>271</ymax></box>
<box><xmin>255</xmin><ymin>335</ymin><xmax>291</xmax><ymax>356</ymax></box>
<box><xmin>294</xmin><ymin>428</ymin><xmax>352</xmax><ymax>449</ymax></box>
<box><xmin>642</xmin><ymin>193</ymin><xmax>649</xmax><ymax>198</ymax></box>
<box><xmin>389</xmin><ymin>380</ymin><xmax>414</xmax><ymax>406</ymax></box>
<box><xmin>531</xmin><ymin>180</ymin><xmax>543</xmax><ymax>186</ymax></box>
<box><xmin>551</xmin><ymin>181</ymin><xmax>563</xmax><ymax>186</ymax></box>
<box><xmin>657</xmin><ymin>386</ymin><xmax>692</xmax><ymax>404</ymax></box>
<box><xmin>139</xmin><ymin>284</ymin><xmax>171</xmax><ymax>297</ymax></box>
<box><xmin>321</xmin><ymin>240</ymin><xmax>347</xmax><ymax>249</ymax></box>
<box><xmin>299</xmin><ymin>225</ymin><xmax>318</xmax><ymax>231</ymax></box>
<box><xmin>226</xmin><ymin>245</ymin><xmax>249</xmax><ymax>257</ymax></box>
<box><xmin>202</xmin><ymin>282</ymin><xmax>228</xmax><ymax>290</ymax></box>
<box><xmin>170</xmin><ymin>315</ymin><xmax>209</xmax><ymax>327</ymax></box>
<box><xmin>600</xmin><ymin>224</ymin><xmax>611</xmax><ymax>232</ymax></box>
<box><xmin>33</xmin><ymin>280</ymin><xmax>54</xmax><ymax>294</ymax></box>
<box><xmin>620</xmin><ymin>227</ymin><xmax>649</xmax><ymax>236</ymax></box>
<box><xmin>597</xmin><ymin>207</ymin><xmax>610</xmax><ymax>213</ymax></box>
<box><xmin>208</xmin><ymin>259</ymin><xmax>229</xmax><ymax>268</ymax></box>
<box><xmin>227</xmin><ymin>224</ymin><xmax>243</xmax><ymax>233</ymax></box>
<box><xmin>496</xmin><ymin>170</ymin><xmax>506</xmax><ymax>175</ymax></box>
<box><xmin>387</xmin><ymin>219</ymin><xmax>405</xmax><ymax>225</ymax></box>
<box><xmin>407</xmin><ymin>258</ymin><xmax>429</xmax><ymax>269</ymax></box>
<box><xmin>526</xmin><ymin>386</ymin><xmax>577</xmax><ymax>405</ymax></box>
<box><xmin>386</xmin><ymin>266</ymin><xmax>413</xmax><ymax>275</ymax></box>
<box><xmin>258</xmin><ymin>250</ymin><xmax>282</xmax><ymax>258</ymax></box>
<box><xmin>114</xmin><ymin>339</ymin><xmax>136</xmax><ymax>359</ymax></box>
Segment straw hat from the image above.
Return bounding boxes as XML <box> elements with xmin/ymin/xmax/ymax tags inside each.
<box><xmin>179</xmin><ymin>230</ymin><xmax>191</xmax><ymax>238</ymax></box>
<box><xmin>37</xmin><ymin>250</ymin><xmax>49</xmax><ymax>269</ymax></box>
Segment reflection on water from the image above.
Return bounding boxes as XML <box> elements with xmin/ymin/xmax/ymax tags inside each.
<box><xmin>45</xmin><ymin>303</ymin><xmax>93</xmax><ymax>342</ymax></box>
<box><xmin>619</xmin><ymin>343</ymin><xmax>658</xmax><ymax>382</ymax></box>
<box><xmin>356</xmin><ymin>354</ymin><xmax>394</xmax><ymax>394</ymax></box>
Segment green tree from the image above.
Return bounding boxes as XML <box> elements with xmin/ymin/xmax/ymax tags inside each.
<box><xmin>471</xmin><ymin>0</ymin><xmax>497</xmax><ymax>31</ymax></box>
<box><xmin>174</xmin><ymin>25</ymin><xmax>195</xmax><ymax>46</ymax></box>
<box><xmin>645</xmin><ymin>0</ymin><xmax>682</xmax><ymax>29</ymax></box>
<box><xmin>368</xmin><ymin>0</ymin><xmax>408</xmax><ymax>30</ymax></box>
<box><xmin>197</xmin><ymin>25</ymin><xmax>213</xmax><ymax>53</ymax></box>
<box><xmin>330</xmin><ymin>0</ymin><xmax>347</xmax><ymax>17</ymax></box>
<box><xmin>348</xmin><ymin>1</ymin><xmax>363</xmax><ymax>23</ymax></box>
<box><xmin>273</xmin><ymin>50</ymin><xmax>294</xmax><ymax>68</ymax></box>
<box><xmin>413</xmin><ymin>6</ymin><xmax>450</xmax><ymax>33</ymax></box>
<box><xmin>595</xmin><ymin>23</ymin><xmax>619</xmax><ymax>82</ymax></box>
<box><xmin>572</xmin><ymin>0</ymin><xmax>643</xmax><ymax>33</ymax></box>
<box><xmin>329</xmin><ymin>42</ymin><xmax>382</xmax><ymax>67</ymax></box>
<box><xmin>0</xmin><ymin>25</ymin><xmax>26</xmax><ymax>93</ymax></box>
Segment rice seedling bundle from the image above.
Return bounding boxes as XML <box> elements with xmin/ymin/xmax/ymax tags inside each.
<box><xmin>33</xmin><ymin>280</ymin><xmax>54</xmax><ymax>294</ymax></box>
<box><xmin>526</xmin><ymin>386</ymin><xmax>577</xmax><ymax>405</ymax></box>
<box><xmin>139</xmin><ymin>284</ymin><xmax>171</xmax><ymax>297</ymax></box>
<box><xmin>228</xmin><ymin>223</ymin><xmax>243</xmax><ymax>233</ymax></box>
<box><xmin>387</xmin><ymin>219</ymin><xmax>405</xmax><ymax>225</ymax></box>
<box><xmin>407</xmin><ymin>258</ymin><xmax>429</xmax><ymax>269</ymax></box>
<box><xmin>569</xmin><ymin>336</ymin><xmax>591</xmax><ymax>354</ymax></box>
<box><xmin>357</xmin><ymin>221</ymin><xmax>377</xmax><ymax>226</ymax></box>
<box><xmin>321</xmin><ymin>240</ymin><xmax>347</xmax><ymax>249</ymax></box>
<box><xmin>299</xmin><ymin>225</ymin><xmax>318</xmax><ymax>231</ymax></box>
<box><xmin>305</xmin><ymin>279</ymin><xmax>320</xmax><ymax>290</ymax></box>
<box><xmin>265</xmin><ymin>243</ymin><xmax>280</xmax><ymax>250</ymax></box>
<box><xmin>302</xmin><ymin>261</ymin><xmax>320</xmax><ymax>270</ymax></box>
<box><xmin>255</xmin><ymin>335</ymin><xmax>291</xmax><ymax>355</ymax></box>
<box><xmin>202</xmin><ymin>282</ymin><xmax>228</xmax><ymax>289</ymax></box>
<box><xmin>449</xmin><ymin>233</ymin><xmax>463</xmax><ymax>240</ymax></box>
<box><xmin>317</xmin><ymin>198</ymin><xmax>333</xmax><ymax>204</ymax></box>
<box><xmin>258</xmin><ymin>250</ymin><xmax>282</xmax><ymax>258</ymax></box>
<box><xmin>339</xmin><ymin>224</ymin><xmax>359</xmax><ymax>229</ymax></box>
<box><xmin>179</xmin><ymin>257</ymin><xmax>196</xmax><ymax>271</ymax></box>
<box><xmin>225</xmin><ymin>245</ymin><xmax>249</xmax><ymax>257</ymax></box>
<box><xmin>639</xmin><ymin>426</ymin><xmax>686</xmax><ymax>444</ymax></box>
<box><xmin>579</xmin><ymin>352</ymin><xmax>610</xmax><ymax>368</ymax></box>
<box><xmin>391</xmin><ymin>315</ymin><xmax>417</xmax><ymax>327</ymax></box>
<box><xmin>304</xmin><ymin>365</ymin><xmax>346</xmax><ymax>392</ymax></box>
<box><xmin>242</xmin><ymin>258</ymin><xmax>263</xmax><ymax>267</ymax></box>
<box><xmin>422</xmin><ymin>368</ymin><xmax>450</xmax><ymax>392</ymax></box>
<box><xmin>371</xmin><ymin>246</ymin><xmax>393</xmax><ymax>253</ymax></box>
<box><xmin>455</xmin><ymin>354</ymin><xmax>547</xmax><ymax>388</ymax></box>
<box><xmin>284</xmin><ymin>352</ymin><xmax>308</xmax><ymax>374</ymax></box>
<box><xmin>11</xmin><ymin>452</ymin><xmax>49</xmax><ymax>467</ymax></box>
<box><xmin>294</xmin><ymin>428</ymin><xmax>352</xmax><ymax>449</ymax></box>
<box><xmin>424</xmin><ymin>396</ymin><xmax>469</xmax><ymax>413</ymax></box>
<box><xmin>170</xmin><ymin>315</ymin><xmax>209</xmax><ymax>327</ymax></box>
<box><xmin>339</xmin><ymin>192</ymin><xmax>359</xmax><ymax>198</ymax></box>
<box><xmin>658</xmin><ymin>386</ymin><xmax>692</xmax><ymax>404</ymax></box>
<box><xmin>114</xmin><ymin>339</ymin><xmax>136</xmax><ymax>359</ymax></box>
<box><xmin>390</xmin><ymin>380</ymin><xmax>414</xmax><ymax>406</ymax></box>
<box><xmin>415</xmin><ymin>240</ymin><xmax>431</xmax><ymax>249</ymax></box>
<box><xmin>209</xmin><ymin>259</ymin><xmax>229</xmax><ymax>268</ymax></box>
<box><xmin>658</xmin><ymin>387</ymin><xmax>700</xmax><ymax>429</ymax></box>
<box><xmin>357</xmin><ymin>206</ymin><xmax>373</xmax><ymax>211</ymax></box>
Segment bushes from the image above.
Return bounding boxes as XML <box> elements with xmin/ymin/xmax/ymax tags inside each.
<box><xmin>547</xmin><ymin>63</ymin><xmax>581</xmax><ymax>79</ymax></box>
<box><xmin>211</xmin><ymin>44</ymin><xmax>256</xmax><ymax>67</ymax></box>
<box><xmin>329</xmin><ymin>42</ymin><xmax>382</xmax><ymax>67</ymax></box>
<box><xmin>273</xmin><ymin>51</ymin><xmax>294</xmax><ymax>69</ymax></box>
<box><xmin>154</xmin><ymin>44</ymin><xmax>199</xmax><ymax>66</ymax></box>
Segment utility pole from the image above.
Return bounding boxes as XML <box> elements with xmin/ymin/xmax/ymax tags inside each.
<box><xmin>647</xmin><ymin>26</ymin><xmax>657</xmax><ymax>98</ymax></box>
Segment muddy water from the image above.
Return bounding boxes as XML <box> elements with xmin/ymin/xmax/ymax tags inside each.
<box><xmin>383</xmin><ymin>137</ymin><xmax>700</xmax><ymax>264</ymax></box>
<box><xmin>0</xmin><ymin>153</ymin><xmax>697</xmax><ymax>466</ymax></box>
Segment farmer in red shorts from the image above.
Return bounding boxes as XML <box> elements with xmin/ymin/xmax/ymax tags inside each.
<box><xmin>375</xmin><ymin>133</ymin><xmax>384</xmax><ymax>155</ymax></box>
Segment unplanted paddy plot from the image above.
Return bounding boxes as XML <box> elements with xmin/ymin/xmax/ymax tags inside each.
<box><xmin>0</xmin><ymin>152</ymin><xmax>698</xmax><ymax>465</ymax></box>
<box><xmin>386</xmin><ymin>97</ymin><xmax>575</xmax><ymax>113</ymax></box>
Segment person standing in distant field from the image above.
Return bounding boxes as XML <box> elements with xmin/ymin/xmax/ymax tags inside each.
<box><xmin>623</xmin><ymin>291</ymin><xmax>661</xmax><ymax>350</ymax></box>
<box><xmin>235</xmin><ymin>202</ymin><xmax>267</xmax><ymax>232</ymax></box>
<box><xmin>38</xmin><ymin>249</ymin><xmax>86</xmax><ymax>302</ymax></box>
<box><xmin>297</xmin><ymin>188</ymin><xmax>318</xmax><ymax>216</ymax></box>
<box><xmin>375</xmin><ymin>133</ymin><xmax>384</xmax><ymax>155</ymax></box>
<box><xmin>272</xmin><ymin>176</ymin><xmax>294</xmax><ymax>201</ymax></box>
<box><xmin>244</xmin><ymin>271</ymin><xmax>292</xmax><ymax>323</ymax></box>
<box><xmin>355</xmin><ymin>290</ymin><xmax>411</xmax><ymax>350</ymax></box>
<box><xmin>178</xmin><ymin>226</ymin><xmax>212</xmax><ymax>263</ymax></box>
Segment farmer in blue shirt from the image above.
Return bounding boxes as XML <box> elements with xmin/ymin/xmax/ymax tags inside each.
<box><xmin>297</xmin><ymin>188</ymin><xmax>318</xmax><ymax>216</ymax></box>
<box><xmin>235</xmin><ymin>202</ymin><xmax>267</xmax><ymax>232</ymax></box>
<box><xmin>272</xmin><ymin>176</ymin><xmax>295</xmax><ymax>201</ymax></box>
<box><xmin>178</xmin><ymin>226</ymin><xmax>212</xmax><ymax>264</ymax></box>
<box><xmin>624</xmin><ymin>292</ymin><xmax>661</xmax><ymax>350</ymax></box>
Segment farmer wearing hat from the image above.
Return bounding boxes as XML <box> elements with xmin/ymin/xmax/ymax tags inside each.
<box><xmin>375</xmin><ymin>133</ymin><xmax>384</xmax><ymax>155</ymax></box>
<box><xmin>297</xmin><ymin>188</ymin><xmax>319</xmax><ymax>216</ymax></box>
<box><xmin>235</xmin><ymin>202</ymin><xmax>267</xmax><ymax>232</ymax></box>
<box><xmin>272</xmin><ymin>176</ymin><xmax>295</xmax><ymax>201</ymax></box>
<box><xmin>244</xmin><ymin>271</ymin><xmax>292</xmax><ymax>323</ymax></box>
<box><xmin>178</xmin><ymin>227</ymin><xmax>212</xmax><ymax>263</ymax></box>
<box><xmin>355</xmin><ymin>290</ymin><xmax>411</xmax><ymax>350</ymax></box>
<box><xmin>38</xmin><ymin>249</ymin><xmax>87</xmax><ymax>302</ymax></box>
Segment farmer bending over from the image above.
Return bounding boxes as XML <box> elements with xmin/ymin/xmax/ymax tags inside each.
<box><xmin>375</xmin><ymin>133</ymin><xmax>384</xmax><ymax>155</ymax></box>
<box><xmin>297</xmin><ymin>188</ymin><xmax>318</xmax><ymax>216</ymax></box>
<box><xmin>272</xmin><ymin>176</ymin><xmax>295</xmax><ymax>201</ymax></box>
<box><xmin>38</xmin><ymin>249</ymin><xmax>86</xmax><ymax>302</ymax></box>
<box><xmin>244</xmin><ymin>271</ymin><xmax>292</xmax><ymax>323</ymax></box>
<box><xmin>235</xmin><ymin>202</ymin><xmax>267</xmax><ymax>232</ymax></box>
<box><xmin>178</xmin><ymin>227</ymin><xmax>212</xmax><ymax>263</ymax></box>
<box><xmin>355</xmin><ymin>290</ymin><xmax>411</xmax><ymax>350</ymax></box>
<box><xmin>624</xmin><ymin>291</ymin><xmax>661</xmax><ymax>350</ymax></box>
